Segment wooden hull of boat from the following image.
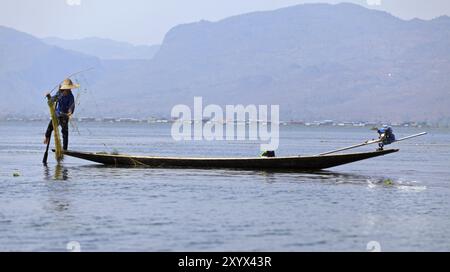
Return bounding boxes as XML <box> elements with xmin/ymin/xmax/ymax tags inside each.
<box><xmin>62</xmin><ymin>149</ymin><xmax>399</xmax><ymax>170</ymax></box>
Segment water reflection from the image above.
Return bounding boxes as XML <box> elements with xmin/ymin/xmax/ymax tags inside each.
<box><xmin>49</xmin><ymin>162</ymin><xmax>422</xmax><ymax>191</ymax></box>
<box><xmin>73</xmin><ymin>162</ymin><xmax>405</xmax><ymax>188</ymax></box>
<box><xmin>247</xmin><ymin>169</ymin><xmax>423</xmax><ymax>189</ymax></box>
<box><xmin>43</xmin><ymin>163</ymin><xmax>69</xmax><ymax>181</ymax></box>
<box><xmin>42</xmin><ymin>164</ymin><xmax>74</xmax><ymax>220</ymax></box>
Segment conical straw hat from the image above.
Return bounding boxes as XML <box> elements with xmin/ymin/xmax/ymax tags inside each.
<box><xmin>60</xmin><ymin>78</ymin><xmax>80</xmax><ymax>90</ymax></box>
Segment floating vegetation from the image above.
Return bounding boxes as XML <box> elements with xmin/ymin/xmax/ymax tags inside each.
<box><xmin>383</xmin><ymin>178</ymin><xmax>394</xmax><ymax>186</ymax></box>
<box><xmin>367</xmin><ymin>177</ymin><xmax>426</xmax><ymax>191</ymax></box>
<box><xmin>96</xmin><ymin>150</ymin><xmax>120</xmax><ymax>155</ymax></box>
<box><xmin>13</xmin><ymin>172</ymin><xmax>20</xmax><ymax>177</ymax></box>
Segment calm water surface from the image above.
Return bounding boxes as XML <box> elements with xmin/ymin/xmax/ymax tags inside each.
<box><xmin>0</xmin><ymin>121</ymin><xmax>449</xmax><ymax>251</ymax></box>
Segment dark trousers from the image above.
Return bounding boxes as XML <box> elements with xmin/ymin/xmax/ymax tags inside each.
<box><xmin>45</xmin><ymin>116</ymin><xmax>69</xmax><ymax>150</ymax></box>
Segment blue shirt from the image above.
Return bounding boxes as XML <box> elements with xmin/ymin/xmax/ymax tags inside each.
<box><xmin>51</xmin><ymin>91</ymin><xmax>75</xmax><ymax>117</ymax></box>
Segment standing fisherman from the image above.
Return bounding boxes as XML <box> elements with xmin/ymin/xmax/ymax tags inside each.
<box><xmin>43</xmin><ymin>78</ymin><xmax>79</xmax><ymax>151</ymax></box>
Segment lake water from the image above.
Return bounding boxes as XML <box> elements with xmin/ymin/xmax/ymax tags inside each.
<box><xmin>0</xmin><ymin>121</ymin><xmax>449</xmax><ymax>251</ymax></box>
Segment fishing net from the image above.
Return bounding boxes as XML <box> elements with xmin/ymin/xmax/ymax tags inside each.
<box><xmin>47</xmin><ymin>97</ymin><xmax>63</xmax><ymax>162</ymax></box>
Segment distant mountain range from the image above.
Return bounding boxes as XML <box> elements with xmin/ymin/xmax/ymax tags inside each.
<box><xmin>42</xmin><ymin>37</ymin><xmax>160</xmax><ymax>60</ymax></box>
<box><xmin>0</xmin><ymin>26</ymin><xmax>101</xmax><ymax>116</ymax></box>
<box><xmin>1</xmin><ymin>3</ymin><xmax>450</xmax><ymax>124</ymax></box>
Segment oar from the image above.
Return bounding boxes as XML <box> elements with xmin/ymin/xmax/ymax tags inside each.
<box><xmin>42</xmin><ymin>132</ymin><xmax>52</xmax><ymax>165</ymax></box>
<box><xmin>316</xmin><ymin>132</ymin><xmax>427</xmax><ymax>156</ymax></box>
<box><xmin>316</xmin><ymin>138</ymin><xmax>381</xmax><ymax>156</ymax></box>
<box><xmin>395</xmin><ymin>132</ymin><xmax>428</xmax><ymax>142</ymax></box>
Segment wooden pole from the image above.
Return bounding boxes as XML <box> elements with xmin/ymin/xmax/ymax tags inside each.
<box><xmin>42</xmin><ymin>132</ymin><xmax>52</xmax><ymax>165</ymax></box>
<box><xmin>316</xmin><ymin>132</ymin><xmax>427</xmax><ymax>156</ymax></box>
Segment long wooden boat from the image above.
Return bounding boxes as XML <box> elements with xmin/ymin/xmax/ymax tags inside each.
<box><xmin>62</xmin><ymin>149</ymin><xmax>399</xmax><ymax>170</ymax></box>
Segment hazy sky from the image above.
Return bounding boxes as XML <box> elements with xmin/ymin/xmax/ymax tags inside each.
<box><xmin>1</xmin><ymin>0</ymin><xmax>450</xmax><ymax>45</ymax></box>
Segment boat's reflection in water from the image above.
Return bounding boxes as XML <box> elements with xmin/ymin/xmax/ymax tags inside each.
<box><xmin>249</xmin><ymin>169</ymin><xmax>390</xmax><ymax>186</ymax></box>
<box><xmin>256</xmin><ymin>169</ymin><xmax>423</xmax><ymax>189</ymax></box>
<box><xmin>67</xmin><ymin>163</ymin><xmax>404</xmax><ymax>188</ymax></box>
<box><xmin>42</xmin><ymin>161</ymin><xmax>414</xmax><ymax>189</ymax></box>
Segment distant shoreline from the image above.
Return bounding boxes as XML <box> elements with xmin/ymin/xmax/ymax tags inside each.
<box><xmin>0</xmin><ymin>117</ymin><xmax>443</xmax><ymax>129</ymax></box>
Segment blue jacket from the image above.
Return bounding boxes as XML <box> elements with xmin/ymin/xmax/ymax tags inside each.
<box><xmin>51</xmin><ymin>91</ymin><xmax>75</xmax><ymax>117</ymax></box>
<box><xmin>377</xmin><ymin>126</ymin><xmax>395</xmax><ymax>144</ymax></box>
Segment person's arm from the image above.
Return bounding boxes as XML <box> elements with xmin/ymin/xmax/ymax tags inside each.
<box><xmin>68</xmin><ymin>93</ymin><xmax>75</xmax><ymax>115</ymax></box>
<box><xmin>46</xmin><ymin>91</ymin><xmax>61</xmax><ymax>102</ymax></box>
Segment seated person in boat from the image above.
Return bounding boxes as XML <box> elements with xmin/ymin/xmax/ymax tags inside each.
<box><xmin>44</xmin><ymin>78</ymin><xmax>79</xmax><ymax>150</ymax></box>
<box><xmin>377</xmin><ymin>125</ymin><xmax>396</xmax><ymax>150</ymax></box>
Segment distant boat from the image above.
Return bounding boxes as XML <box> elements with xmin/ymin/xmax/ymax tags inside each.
<box><xmin>61</xmin><ymin>149</ymin><xmax>398</xmax><ymax>170</ymax></box>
